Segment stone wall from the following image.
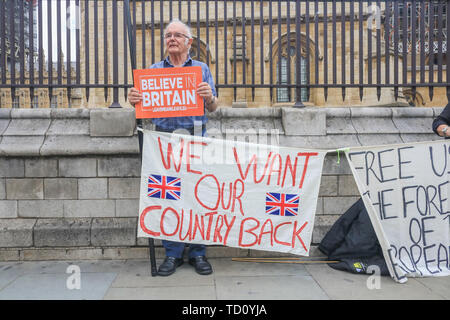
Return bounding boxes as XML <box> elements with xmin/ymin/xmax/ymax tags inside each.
<box><xmin>0</xmin><ymin>106</ymin><xmax>444</xmax><ymax>261</ymax></box>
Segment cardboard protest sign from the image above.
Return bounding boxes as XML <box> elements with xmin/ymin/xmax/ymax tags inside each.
<box><xmin>137</xmin><ymin>130</ymin><xmax>326</xmax><ymax>256</ymax></box>
<box><xmin>133</xmin><ymin>66</ymin><xmax>204</xmax><ymax>119</ymax></box>
<box><xmin>345</xmin><ymin>141</ymin><xmax>450</xmax><ymax>283</ymax></box>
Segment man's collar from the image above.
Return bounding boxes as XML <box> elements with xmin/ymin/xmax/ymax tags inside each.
<box><xmin>164</xmin><ymin>55</ymin><xmax>193</xmax><ymax>67</ymax></box>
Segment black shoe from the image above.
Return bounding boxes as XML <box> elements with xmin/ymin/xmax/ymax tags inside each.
<box><xmin>189</xmin><ymin>256</ymin><xmax>213</xmax><ymax>275</ymax></box>
<box><xmin>158</xmin><ymin>256</ymin><xmax>184</xmax><ymax>276</ymax></box>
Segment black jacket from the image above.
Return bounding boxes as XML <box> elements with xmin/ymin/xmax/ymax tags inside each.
<box><xmin>432</xmin><ymin>103</ymin><xmax>450</xmax><ymax>138</ymax></box>
<box><xmin>319</xmin><ymin>198</ymin><xmax>390</xmax><ymax>276</ymax></box>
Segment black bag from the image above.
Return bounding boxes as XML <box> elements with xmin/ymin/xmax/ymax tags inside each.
<box><xmin>319</xmin><ymin>198</ymin><xmax>390</xmax><ymax>276</ymax></box>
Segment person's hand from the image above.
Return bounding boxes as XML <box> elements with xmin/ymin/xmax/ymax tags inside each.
<box><xmin>128</xmin><ymin>87</ymin><xmax>142</xmax><ymax>106</ymax></box>
<box><xmin>196</xmin><ymin>82</ymin><xmax>214</xmax><ymax>105</ymax></box>
<box><xmin>444</xmin><ymin>127</ymin><xmax>450</xmax><ymax>137</ymax></box>
<box><xmin>437</xmin><ymin>124</ymin><xmax>450</xmax><ymax>137</ymax></box>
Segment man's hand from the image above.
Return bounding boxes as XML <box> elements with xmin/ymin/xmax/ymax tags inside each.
<box><xmin>437</xmin><ymin>124</ymin><xmax>450</xmax><ymax>137</ymax></box>
<box><xmin>197</xmin><ymin>82</ymin><xmax>217</xmax><ymax>112</ymax></box>
<box><xmin>128</xmin><ymin>87</ymin><xmax>142</xmax><ymax>106</ymax></box>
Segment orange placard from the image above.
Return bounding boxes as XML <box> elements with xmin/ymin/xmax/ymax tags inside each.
<box><xmin>133</xmin><ymin>66</ymin><xmax>204</xmax><ymax>119</ymax></box>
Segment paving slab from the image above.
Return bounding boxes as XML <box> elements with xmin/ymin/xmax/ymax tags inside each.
<box><xmin>0</xmin><ymin>272</ymin><xmax>117</xmax><ymax>300</ymax></box>
<box><xmin>305</xmin><ymin>264</ymin><xmax>447</xmax><ymax>300</ymax></box>
<box><xmin>0</xmin><ymin>263</ymin><xmax>24</xmax><ymax>291</ymax></box>
<box><xmin>415</xmin><ymin>276</ymin><xmax>450</xmax><ymax>300</ymax></box>
<box><xmin>111</xmin><ymin>259</ymin><xmax>214</xmax><ymax>288</ymax></box>
<box><xmin>0</xmin><ymin>260</ymin><xmax>125</xmax><ymax>275</ymax></box>
<box><xmin>212</xmin><ymin>258</ymin><xmax>310</xmax><ymax>277</ymax></box>
<box><xmin>0</xmin><ymin>259</ymin><xmax>448</xmax><ymax>300</ymax></box>
<box><xmin>0</xmin><ymin>261</ymin><xmax>72</xmax><ymax>276</ymax></box>
<box><xmin>69</xmin><ymin>260</ymin><xmax>126</xmax><ymax>273</ymax></box>
<box><xmin>214</xmin><ymin>275</ymin><xmax>329</xmax><ymax>300</ymax></box>
<box><xmin>0</xmin><ymin>260</ymin><xmax>125</xmax><ymax>300</ymax></box>
<box><xmin>104</xmin><ymin>285</ymin><xmax>217</xmax><ymax>300</ymax></box>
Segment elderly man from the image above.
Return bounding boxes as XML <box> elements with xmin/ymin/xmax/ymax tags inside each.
<box><xmin>128</xmin><ymin>19</ymin><xmax>217</xmax><ymax>276</ymax></box>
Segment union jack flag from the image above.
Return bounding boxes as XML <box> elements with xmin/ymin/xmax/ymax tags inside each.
<box><xmin>147</xmin><ymin>174</ymin><xmax>181</xmax><ymax>200</ymax></box>
<box><xmin>265</xmin><ymin>192</ymin><xmax>299</xmax><ymax>216</ymax></box>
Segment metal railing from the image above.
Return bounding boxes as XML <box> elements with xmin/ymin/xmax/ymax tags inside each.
<box><xmin>0</xmin><ymin>0</ymin><xmax>449</xmax><ymax>108</ymax></box>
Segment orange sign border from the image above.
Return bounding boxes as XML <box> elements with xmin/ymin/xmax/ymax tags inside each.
<box><xmin>133</xmin><ymin>66</ymin><xmax>204</xmax><ymax>119</ymax></box>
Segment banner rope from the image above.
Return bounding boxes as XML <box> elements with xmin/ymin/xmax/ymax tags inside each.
<box><xmin>335</xmin><ymin>147</ymin><xmax>350</xmax><ymax>164</ymax></box>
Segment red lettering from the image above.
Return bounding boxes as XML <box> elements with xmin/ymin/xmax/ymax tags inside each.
<box><xmin>187</xmin><ymin>141</ymin><xmax>207</xmax><ymax>175</ymax></box>
<box><xmin>281</xmin><ymin>155</ymin><xmax>298</xmax><ymax>188</ymax></box>
<box><xmin>192</xmin><ymin>214</ymin><xmax>205</xmax><ymax>240</ymax></box>
<box><xmin>213</xmin><ymin>215</ymin><xmax>224</xmax><ymax>243</ymax></box>
<box><xmin>179</xmin><ymin>209</ymin><xmax>193</xmax><ymax>241</ymax></box>
<box><xmin>274</xmin><ymin>221</ymin><xmax>292</xmax><ymax>246</ymax></box>
<box><xmin>223</xmin><ymin>215</ymin><xmax>236</xmax><ymax>246</ymax></box>
<box><xmin>233</xmin><ymin>148</ymin><xmax>273</xmax><ymax>184</ymax></box>
<box><xmin>297</xmin><ymin>152</ymin><xmax>319</xmax><ymax>189</ymax></box>
<box><xmin>158</xmin><ymin>137</ymin><xmax>184</xmax><ymax>172</ymax></box>
<box><xmin>258</xmin><ymin>219</ymin><xmax>274</xmax><ymax>246</ymax></box>
<box><xmin>238</xmin><ymin>217</ymin><xmax>260</xmax><ymax>247</ymax></box>
<box><xmin>267</xmin><ymin>153</ymin><xmax>282</xmax><ymax>186</ymax></box>
<box><xmin>231</xmin><ymin>179</ymin><xmax>245</xmax><ymax>216</ymax></box>
<box><xmin>139</xmin><ymin>205</ymin><xmax>161</xmax><ymax>236</ymax></box>
<box><xmin>160</xmin><ymin>207</ymin><xmax>180</xmax><ymax>237</ymax></box>
<box><xmin>205</xmin><ymin>211</ymin><xmax>218</xmax><ymax>241</ymax></box>
<box><xmin>292</xmin><ymin>221</ymin><xmax>308</xmax><ymax>251</ymax></box>
<box><xmin>233</xmin><ymin>148</ymin><xmax>257</xmax><ymax>180</ymax></box>
<box><xmin>221</xmin><ymin>182</ymin><xmax>233</xmax><ymax>210</ymax></box>
<box><xmin>254</xmin><ymin>152</ymin><xmax>273</xmax><ymax>184</ymax></box>
<box><xmin>194</xmin><ymin>174</ymin><xmax>220</xmax><ymax>210</ymax></box>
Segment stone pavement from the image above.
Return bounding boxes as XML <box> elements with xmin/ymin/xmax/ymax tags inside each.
<box><xmin>0</xmin><ymin>258</ymin><xmax>449</xmax><ymax>300</ymax></box>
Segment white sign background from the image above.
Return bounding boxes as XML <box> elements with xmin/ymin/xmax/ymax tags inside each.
<box><xmin>345</xmin><ymin>140</ymin><xmax>450</xmax><ymax>283</ymax></box>
<box><xmin>138</xmin><ymin>130</ymin><xmax>327</xmax><ymax>256</ymax></box>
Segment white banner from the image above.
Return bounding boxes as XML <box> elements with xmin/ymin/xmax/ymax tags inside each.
<box><xmin>345</xmin><ymin>140</ymin><xmax>450</xmax><ymax>283</ymax></box>
<box><xmin>138</xmin><ymin>130</ymin><xmax>327</xmax><ymax>256</ymax></box>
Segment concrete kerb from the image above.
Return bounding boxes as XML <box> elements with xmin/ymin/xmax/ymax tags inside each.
<box><xmin>432</xmin><ymin>107</ymin><xmax>445</xmax><ymax>117</ymax></box>
<box><xmin>0</xmin><ymin>110</ymin><xmax>11</xmax><ymax>138</ymax></box>
<box><xmin>33</xmin><ymin>218</ymin><xmax>92</xmax><ymax>247</ymax></box>
<box><xmin>90</xmin><ymin>108</ymin><xmax>136</xmax><ymax>137</ymax></box>
<box><xmin>50</xmin><ymin>108</ymin><xmax>90</xmax><ymax>119</ymax></box>
<box><xmin>0</xmin><ymin>219</ymin><xmax>36</xmax><ymax>248</ymax></box>
<box><xmin>281</xmin><ymin>107</ymin><xmax>327</xmax><ymax>136</ymax></box>
<box><xmin>10</xmin><ymin>109</ymin><xmax>51</xmax><ymax>119</ymax></box>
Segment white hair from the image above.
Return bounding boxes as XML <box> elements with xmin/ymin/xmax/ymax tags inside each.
<box><xmin>164</xmin><ymin>19</ymin><xmax>193</xmax><ymax>41</ymax></box>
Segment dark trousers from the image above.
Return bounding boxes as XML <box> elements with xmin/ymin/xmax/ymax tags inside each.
<box><xmin>155</xmin><ymin>124</ymin><xmax>206</xmax><ymax>259</ymax></box>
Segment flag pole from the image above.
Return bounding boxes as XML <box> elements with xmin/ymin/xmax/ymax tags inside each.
<box><xmin>124</xmin><ymin>0</ymin><xmax>158</xmax><ymax>277</ymax></box>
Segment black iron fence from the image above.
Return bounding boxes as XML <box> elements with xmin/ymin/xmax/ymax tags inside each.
<box><xmin>0</xmin><ymin>0</ymin><xmax>449</xmax><ymax>108</ymax></box>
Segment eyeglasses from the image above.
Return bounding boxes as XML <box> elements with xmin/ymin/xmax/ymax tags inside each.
<box><xmin>164</xmin><ymin>32</ymin><xmax>190</xmax><ymax>40</ymax></box>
